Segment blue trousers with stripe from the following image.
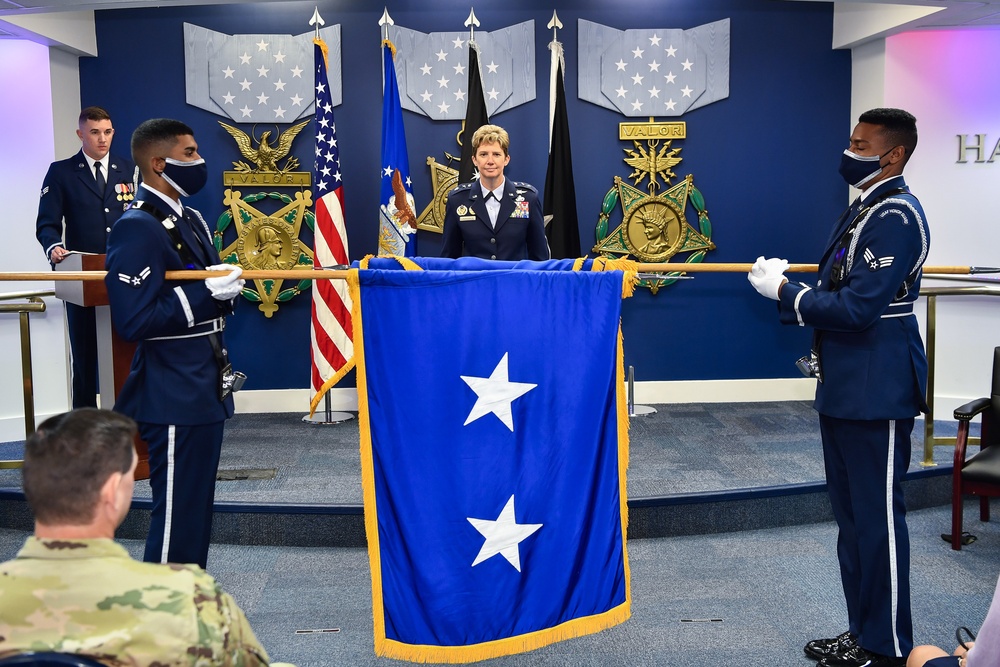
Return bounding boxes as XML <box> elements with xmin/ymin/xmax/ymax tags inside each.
<box><xmin>820</xmin><ymin>414</ymin><xmax>913</xmax><ymax>658</ymax></box>
<box><xmin>139</xmin><ymin>421</ymin><xmax>224</xmax><ymax>570</ymax></box>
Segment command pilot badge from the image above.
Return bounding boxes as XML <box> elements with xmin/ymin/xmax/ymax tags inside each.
<box><xmin>593</xmin><ymin>120</ymin><xmax>716</xmax><ymax>293</ymax></box>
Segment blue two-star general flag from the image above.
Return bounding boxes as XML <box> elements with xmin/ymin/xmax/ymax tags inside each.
<box><xmin>351</xmin><ymin>258</ymin><xmax>631</xmax><ymax>662</ymax></box>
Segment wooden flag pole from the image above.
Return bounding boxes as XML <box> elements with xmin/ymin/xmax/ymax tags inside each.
<box><xmin>0</xmin><ymin>264</ymin><xmax>991</xmax><ymax>282</ymax></box>
<box><xmin>639</xmin><ymin>262</ymin><xmax>982</xmax><ymax>275</ymax></box>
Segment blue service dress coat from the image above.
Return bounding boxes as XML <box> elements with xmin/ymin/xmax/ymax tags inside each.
<box><xmin>778</xmin><ymin>176</ymin><xmax>930</xmax><ymax>420</ymax></box>
<box><xmin>441</xmin><ymin>179</ymin><xmax>550</xmax><ymax>261</ymax></box>
<box><xmin>103</xmin><ymin>191</ymin><xmax>234</xmax><ymax>425</ymax></box>
<box><xmin>36</xmin><ymin>149</ymin><xmax>138</xmax><ymax>257</ymax></box>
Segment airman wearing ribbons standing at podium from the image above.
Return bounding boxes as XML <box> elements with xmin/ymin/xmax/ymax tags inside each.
<box><xmin>748</xmin><ymin>108</ymin><xmax>930</xmax><ymax>667</ymax></box>
<box><xmin>104</xmin><ymin>118</ymin><xmax>245</xmax><ymax>569</ymax></box>
<box><xmin>35</xmin><ymin>106</ymin><xmax>138</xmax><ymax>408</ymax></box>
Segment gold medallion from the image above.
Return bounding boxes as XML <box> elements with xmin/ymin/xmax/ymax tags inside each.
<box><xmin>593</xmin><ymin>120</ymin><xmax>716</xmax><ymax>293</ymax></box>
<box><xmin>214</xmin><ymin>120</ymin><xmax>315</xmax><ymax>316</ymax></box>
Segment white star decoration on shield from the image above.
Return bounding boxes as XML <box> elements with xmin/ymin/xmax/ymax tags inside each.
<box><xmin>467</xmin><ymin>495</ymin><xmax>542</xmax><ymax>572</ymax></box>
<box><xmin>460</xmin><ymin>353</ymin><xmax>537</xmax><ymax>431</ymax></box>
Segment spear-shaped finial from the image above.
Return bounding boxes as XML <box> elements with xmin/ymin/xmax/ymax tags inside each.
<box><xmin>547</xmin><ymin>10</ymin><xmax>562</xmax><ymax>42</ymax></box>
<box><xmin>310</xmin><ymin>6</ymin><xmax>325</xmax><ymax>40</ymax></box>
<box><xmin>379</xmin><ymin>7</ymin><xmax>394</xmax><ymax>42</ymax></box>
<box><xmin>465</xmin><ymin>8</ymin><xmax>480</xmax><ymax>42</ymax></box>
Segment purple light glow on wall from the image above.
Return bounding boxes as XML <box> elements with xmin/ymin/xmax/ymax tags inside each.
<box><xmin>0</xmin><ymin>40</ymin><xmax>54</xmax><ymax>172</ymax></box>
<box><xmin>887</xmin><ymin>30</ymin><xmax>1000</xmax><ymax>127</ymax></box>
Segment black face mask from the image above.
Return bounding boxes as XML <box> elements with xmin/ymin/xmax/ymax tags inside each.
<box><xmin>160</xmin><ymin>157</ymin><xmax>207</xmax><ymax>197</ymax></box>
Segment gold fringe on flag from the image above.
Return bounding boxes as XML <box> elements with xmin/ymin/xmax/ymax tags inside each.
<box><xmin>580</xmin><ymin>256</ymin><xmax>640</xmax><ymax>299</ymax></box>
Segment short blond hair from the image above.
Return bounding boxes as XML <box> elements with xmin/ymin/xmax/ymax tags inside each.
<box><xmin>471</xmin><ymin>124</ymin><xmax>509</xmax><ymax>155</ymax></box>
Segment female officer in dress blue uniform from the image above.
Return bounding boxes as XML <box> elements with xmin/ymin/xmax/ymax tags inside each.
<box><xmin>441</xmin><ymin>124</ymin><xmax>549</xmax><ymax>262</ymax></box>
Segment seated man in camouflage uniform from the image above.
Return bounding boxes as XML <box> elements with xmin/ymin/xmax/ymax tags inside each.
<box><xmin>0</xmin><ymin>408</ymin><xmax>281</xmax><ymax>666</ymax></box>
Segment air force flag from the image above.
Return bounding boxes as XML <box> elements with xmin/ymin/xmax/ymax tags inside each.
<box><xmin>353</xmin><ymin>259</ymin><xmax>631</xmax><ymax>662</ymax></box>
<box><xmin>578</xmin><ymin>18</ymin><xmax>730</xmax><ymax>117</ymax></box>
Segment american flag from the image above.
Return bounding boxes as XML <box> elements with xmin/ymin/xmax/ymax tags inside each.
<box><xmin>309</xmin><ymin>38</ymin><xmax>353</xmax><ymax>413</ymax></box>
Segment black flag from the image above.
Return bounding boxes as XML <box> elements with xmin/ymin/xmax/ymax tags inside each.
<box><xmin>458</xmin><ymin>42</ymin><xmax>490</xmax><ymax>184</ymax></box>
<box><xmin>543</xmin><ymin>50</ymin><xmax>581</xmax><ymax>259</ymax></box>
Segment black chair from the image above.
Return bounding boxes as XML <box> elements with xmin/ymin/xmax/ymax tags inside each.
<box><xmin>950</xmin><ymin>346</ymin><xmax>1000</xmax><ymax>550</ymax></box>
<box><xmin>0</xmin><ymin>653</ymin><xmax>107</xmax><ymax>667</ymax></box>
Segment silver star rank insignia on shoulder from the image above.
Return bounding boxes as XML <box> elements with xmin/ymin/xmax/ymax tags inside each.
<box><xmin>119</xmin><ymin>266</ymin><xmax>151</xmax><ymax>287</ymax></box>
<box><xmin>863</xmin><ymin>248</ymin><xmax>893</xmax><ymax>271</ymax></box>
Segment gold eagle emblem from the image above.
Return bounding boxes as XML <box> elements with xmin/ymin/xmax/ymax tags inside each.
<box><xmin>219</xmin><ymin>120</ymin><xmax>309</xmax><ymax>174</ymax></box>
<box><xmin>623</xmin><ymin>139</ymin><xmax>682</xmax><ymax>192</ymax></box>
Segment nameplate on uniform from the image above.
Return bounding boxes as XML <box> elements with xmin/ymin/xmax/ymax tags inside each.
<box><xmin>459</xmin><ymin>215</ymin><xmax>476</xmax><ymax>222</ymax></box>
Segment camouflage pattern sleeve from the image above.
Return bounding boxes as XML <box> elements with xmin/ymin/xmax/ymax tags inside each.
<box><xmin>0</xmin><ymin>538</ymin><xmax>282</xmax><ymax>666</ymax></box>
<box><xmin>190</xmin><ymin>569</ymin><xmax>270</xmax><ymax>666</ymax></box>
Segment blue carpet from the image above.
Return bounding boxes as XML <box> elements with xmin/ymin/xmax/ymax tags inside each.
<box><xmin>0</xmin><ymin>502</ymin><xmax>995</xmax><ymax>666</ymax></box>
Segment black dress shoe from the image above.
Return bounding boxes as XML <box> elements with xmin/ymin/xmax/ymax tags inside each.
<box><xmin>818</xmin><ymin>645</ymin><xmax>906</xmax><ymax>667</ymax></box>
<box><xmin>805</xmin><ymin>631</ymin><xmax>856</xmax><ymax>660</ymax></box>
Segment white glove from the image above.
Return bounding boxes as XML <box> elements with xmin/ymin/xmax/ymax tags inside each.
<box><xmin>205</xmin><ymin>264</ymin><xmax>245</xmax><ymax>301</ymax></box>
<box><xmin>747</xmin><ymin>255</ymin><xmax>788</xmax><ymax>300</ymax></box>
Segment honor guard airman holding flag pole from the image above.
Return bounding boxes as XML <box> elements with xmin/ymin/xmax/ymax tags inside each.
<box><xmin>102</xmin><ymin>118</ymin><xmax>245</xmax><ymax>570</ymax></box>
<box><xmin>748</xmin><ymin>108</ymin><xmax>930</xmax><ymax>667</ymax></box>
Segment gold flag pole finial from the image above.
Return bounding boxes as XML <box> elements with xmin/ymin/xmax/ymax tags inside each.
<box><xmin>310</xmin><ymin>6</ymin><xmax>325</xmax><ymax>40</ymax></box>
<box><xmin>465</xmin><ymin>8</ymin><xmax>480</xmax><ymax>43</ymax></box>
<box><xmin>547</xmin><ymin>10</ymin><xmax>562</xmax><ymax>42</ymax></box>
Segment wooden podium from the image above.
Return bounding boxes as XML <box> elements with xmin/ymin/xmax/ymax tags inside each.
<box><xmin>54</xmin><ymin>253</ymin><xmax>149</xmax><ymax>480</ymax></box>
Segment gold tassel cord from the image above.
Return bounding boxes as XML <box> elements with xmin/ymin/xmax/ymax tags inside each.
<box><xmin>1</xmin><ymin>263</ymin><xmax>986</xmax><ymax>283</ymax></box>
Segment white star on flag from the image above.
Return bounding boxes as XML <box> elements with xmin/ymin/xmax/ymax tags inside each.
<box><xmin>467</xmin><ymin>495</ymin><xmax>542</xmax><ymax>572</ymax></box>
<box><xmin>461</xmin><ymin>353</ymin><xmax>536</xmax><ymax>431</ymax></box>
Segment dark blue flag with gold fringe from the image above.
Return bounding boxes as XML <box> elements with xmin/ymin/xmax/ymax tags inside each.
<box><xmin>350</xmin><ymin>258</ymin><xmax>632</xmax><ymax>662</ymax></box>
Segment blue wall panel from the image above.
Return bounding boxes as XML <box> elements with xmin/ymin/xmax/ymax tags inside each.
<box><xmin>82</xmin><ymin>0</ymin><xmax>849</xmax><ymax>388</ymax></box>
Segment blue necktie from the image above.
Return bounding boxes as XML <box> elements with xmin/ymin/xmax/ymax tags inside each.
<box><xmin>94</xmin><ymin>162</ymin><xmax>106</xmax><ymax>194</ymax></box>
